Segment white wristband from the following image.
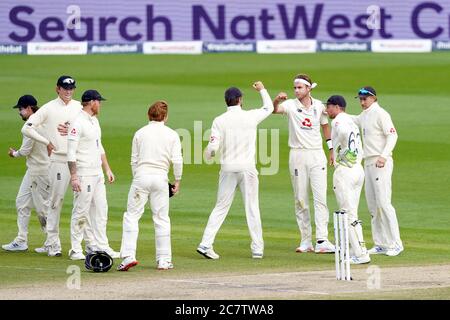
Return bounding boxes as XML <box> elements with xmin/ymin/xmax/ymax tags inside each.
<box><xmin>326</xmin><ymin>139</ymin><xmax>333</xmax><ymax>150</ymax></box>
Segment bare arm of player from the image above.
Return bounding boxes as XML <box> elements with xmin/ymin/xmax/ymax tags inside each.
<box><xmin>321</xmin><ymin>123</ymin><xmax>334</xmax><ymax>166</ymax></box>
<box><xmin>273</xmin><ymin>92</ymin><xmax>288</xmax><ymax>114</ymax></box>
<box><xmin>68</xmin><ymin>161</ymin><xmax>81</xmax><ymax>192</ymax></box>
<box><xmin>101</xmin><ymin>153</ymin><xmax>115</xmax><ymax>183</ymax></box>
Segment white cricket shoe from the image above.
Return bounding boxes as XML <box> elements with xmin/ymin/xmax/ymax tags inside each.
<box><xmin>47</xmin><ymin>247</ymin><xmax>62</xmax><ymax>257</ymax></box>
<box><xmin>295</xmin><ymin>240</ymin><xmax>314</xmax><ymax>253</ymax></box>
<box><xmin>34</xmin><ymin>246</ymin><xmax>48</xmax><ymax>253</ymax></box>
<box><xmin>315</xmin><ymin>240</ymin><xmax>335</xmax><ymax>253</ymax></box>
<box><xmin>252</xmin><ymin>252</ymin><xmax>263</xmax><ymax>259</ymax></box>
<box><xmin>2</xmin><ymin>241</ymin><xmax>28</xmax><ymax>252</ymax></box>
<box><xmin>350</xmin><ymin>254</ymin><xmax>371</xmax><ymax>264</ymax></box>
<box><xmin>386</xmin><ymin>246</ymin><xmax>404</xmax><ymax>257</ymax></box>
<box><xmin>368</xmin><ymin>246</ymin><xmax>388</xmax><ymax>255</ymax></box>
<box><xmin>197</xmin><ymin>245</ymin><xmax>220</xmax><ymax>260</ymax></box>
<box><xmin>117</xmin><ymin>257</ymin><xmax>138</xmax><ymax>271</ymax></box>
<box><xmin>157</xmin><ymin>260</ymin><xmax>174</xmax><ymax>270</ymax></box>
<box><xmin>103</xmin><ymin>248</ymin><xmax>121</xmax><ymax>259</ymax></box>
<box><xmin>69</xmin><ymin>250</ymin><xmax>86</xmax><ymax>261</ymax></box>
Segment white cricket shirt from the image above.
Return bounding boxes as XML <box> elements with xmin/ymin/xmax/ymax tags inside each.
<box><xmin>205</xmin><ymin>89</ymin><xmax>273</xmax><ymax>172</ymax></box>
<box><xmin>22</xmin><ymin>97</ymin><xmax>82</xmax><ymax>162</ymax></box>
<box><xmin>352</xmin><ymin>102</ymin><xmax>398</xmax><ymax>161</ymax></box>
<box><xmin>67</xmin><ymin>110</ymin><xmax>105</xmax><ymax>176</ymax></box>
<box><xmin>278</xmin><ymin>97</ymin><xmax>328</xmax><ymax>149</ymax></box>
<box><xmin>14</xmin><ymin>128</ymin><xmax>50</xmax><ymax>175</ymax></box>
<box><xmin>131</xmin><ymin>121</ymin><xmax>183</xmax><ymax>180</ymax></box>
<box><xmin>331</xmin><ymin>112</ymin><xmax>363</xmax><ymax>168</ymax></box>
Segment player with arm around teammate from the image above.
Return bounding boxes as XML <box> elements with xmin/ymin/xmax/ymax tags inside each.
<box><xmin>325</xmin><ymin>95</ymin><xmax>370</xmax><ymax>264</ymax></box>
<box><xmin>67</xmin><ymin>90</ymin><xmax>119</xmax><ymax>260</ymax></box>
<box><xmin>272</xmin><ymin>74</ymin><xmax>335</xmax><ymax>254</ymax></box>
<box><xmin>196</xmin><ymin>81</ymin><xmax>273</xmax><ymax>260</ymax></box>
<box><xmin>21</xmin><ymin>75</ymin><xmax>82</xmax><ymax>257</ymax></box>
<box><xmin>2</xmin><ymin>95</ymin><xmax>49</xmax><ymax>252</ymax></box>
<box><xmin>118</xmin><ymin>100</ymin><xmax>183</xmax><ymax>271</ymax></box>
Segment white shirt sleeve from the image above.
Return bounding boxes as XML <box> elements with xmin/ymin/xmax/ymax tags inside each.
<box><xmin>130</xmin><ymin>133</ymin><xmax>139</xmax><ymax>177</ymax></box>
<box><xmin>379</xmin><ymin>111</ymin><xmax>398</xmax><ymax>159</ymax></box>
<box><xmin>319</xmin><ymin>104</ymin><xmax>329</xmax><ymax>125</ymax></box>
<box><xmin>171</xmin><ymin>134</ymin><xmax>183</xmax><ymax>180</ymax></box>
<box><xmin>67</xmin><ymin>120</ymin><xmax>81</xmax><ymax>162</ymax></box>
<box><xmin>277</xmin><ymin>100</ymin><xmax>289</xmax><ymax>115</ymax></box>
<box><xmin>16</xmin><ymin>135</ymin><xmax>34</xmax><ymax>157</ymax></box>
<box><xmin>205</xmin><ymin>119</ymin><xmax>221</xmax><ymax>160</ymax></box>
<box><xmin>250</xmin><ymin>89</ymin><xmax>274</xmax><ymax>124</ymax></box>
<box><xmin>22</xmin><ymin>107</ymin><xmax>50</xmax><ymax>145</ymax></box>
<box><xmin>349</xmin><ymin>114</ymin><xmax>361</xmax><ymax>127</ymax></box>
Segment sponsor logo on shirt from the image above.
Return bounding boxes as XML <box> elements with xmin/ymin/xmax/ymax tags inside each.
<box><xmin>301</xmin><ymin>118</ymin><xmax>313</xmax><ymax>130</ymax></box>
<box><xmin>390</xmin><ymin>127</ymin><xmax>396</xmax><ymax>133</ymax></box>
<box><xmin>70</xmin><ymin>128</ymin><xmax>77</xmax><ymax>136</ymax></box>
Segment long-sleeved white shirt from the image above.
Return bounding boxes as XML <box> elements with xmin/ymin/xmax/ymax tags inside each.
<box><xmin>205</xmin><ymin>89</ymin><xmax>273</xmax><ymax>172</ymax></box>
<box><xmin>331</xmin><ymin>112</ymin><xmax>363</xmax><ymax>168</ymax></box>
<box><xmin>352</xmin><ymin>102</ymin><xmax>398</xmax><ymax>162</ymax></box>
<box><xmin>131</xmin><ymin>121</ymin><xmax>183</xmax><ymax>180</ymax></box>
<box><xmin>13</xmin><ymin>127</ymin><xmax>50</xmax><ymax>175</ymax></box>
<box><xmin>22</xmin><ymin>97</ymin><xmax>82</xmax><ymax>162</ymax></box>
<box><xmin>67</xmin><ymin>110</ymin><xmax>105</xmax><ymax>176</ymax></box>
<box><xmin>277</xmin><ymin>97</ymin><xmax>329</xmax><ymax>149</ymax></box>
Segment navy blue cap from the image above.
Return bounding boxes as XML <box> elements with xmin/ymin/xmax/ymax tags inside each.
<box><xmin>225</xmin><ymin>87</ymin><xmax>242</xmax><ymax>100</ymax></box>
<box><xmin>13</xmin><ymin>95</ymin><xmax>37</xmax><ymax>109</ymax></box>
<box><xmin>326</xmin><ymin>95</ymin><xmax>346</xmax><ymax>108</ymax></box>
<box><xmin>57</xmin><ymin>75</ymin><xmax>76</xmax><ymax>89</ymax></box>
<box><xmin>81</xmin><ymin>89</ymin><xmax>106</xmax><ymax>102</ymax></box>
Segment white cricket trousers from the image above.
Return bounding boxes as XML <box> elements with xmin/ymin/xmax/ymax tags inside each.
<box><xmin>44</xmin><ymin>161</ymin><xmax>70</xmax><ymax>251</ymax></box>
<box><xmin>364</xmin><ymin>157</ymin><xmax>402</xmax><ymax>250</ymax></box>
<box><xmin>14</xmin><ymin>170</ymin><xmax>49</xmax><ymax>244</ymax></box>
<box><xmin>289</xmin><ymin>149</ymin><xmax>329</xmax><ymax>243</ymax></box>
<box><xmin>70</xmin><ymin>174</ymin><xmax>111</xmax><ymax>254</ymax></box>
<box><xmin>333</xmin><ymin>164</ymin><xmax>367</xmax><ymax>257</ymax></box>
<box><xmin>200</xmin><ymin>169</ymin><xmax>264</xmax><ymax>255</ymax></box>
<box><xmin>120</xmin><ymin>174</ymin><xmax>172</xmax><ymax>263</ymax></box>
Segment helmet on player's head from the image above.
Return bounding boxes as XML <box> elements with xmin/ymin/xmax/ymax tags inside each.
<box><xmin>85</xmin><ymin>251</ymin><xmax>113</xmax><ymax>272</ymax></box>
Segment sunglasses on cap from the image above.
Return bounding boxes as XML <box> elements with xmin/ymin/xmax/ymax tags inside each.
<box><xmin>358</xmin><ymin>88</ymin><xmax>376</xmax><ymax>96</ymax></box>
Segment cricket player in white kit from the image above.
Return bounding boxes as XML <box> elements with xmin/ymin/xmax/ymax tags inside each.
<box><xmin>325</xmin><ymin>95</ymin><xmax>370</xmax><ymax>264</ymax></box>
<box><xmin>2</xmin><ymin>95</ymin><xmax>49</xmax><ymax>252</ymax></box>
<box><xmin>22</xmin><ymin>75</ymin><xmax>82</xmax><ymax>256</ymax></box>
<box><xmin>67</xmin><ymin>90</ymin><xmax>119</xmax><ymax>260</ymax></box>
<box><xmin>118</xmin><ymin>100</ymin><xmax>183</xmax><ymax>271</ymax></box>
<box><xmin>352</xmin><ymin>86</ymin><xmax>403</xmax><ymax>257</ymax></box>
<box><xmin>197</xmin><ymin>81</ymin><xmax>273</xmax><ymax>260</ymax></box>
<box><xmin>273</xmin><ymin>74</ymin><xmax>335</xmax><ymax>254</ymax></box>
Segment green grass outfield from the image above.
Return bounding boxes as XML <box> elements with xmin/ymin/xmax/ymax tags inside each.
<box><xmin>0</xmin><ymin>53</ymin><xmax>449</xmax><ymax>298</ymax></box>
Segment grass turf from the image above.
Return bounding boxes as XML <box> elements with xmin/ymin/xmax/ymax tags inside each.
<box><xmin>0</xmin><ymin>53</ymin><xmax>449</xmax><ymax>297</ymax></box>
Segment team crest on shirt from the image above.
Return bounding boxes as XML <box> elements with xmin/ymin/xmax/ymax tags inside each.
<box><xmin>390</xmin><ymin>128</ymin><xmax>396</xmax><ymax>133</ymax></box>
<box><xmin>70</xmin><ymin>128</ymin><xmax>77</xmax><ymax>136</ymax></box>
<box><xmin>210</xmin><ymin>136</ymin><xmax>217</xmax><ymax>143</ymax></box>
<box><xmin>301</xmin><ymin>118</ymin><xmax>313</xmax><ymax>129</ymax></box>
